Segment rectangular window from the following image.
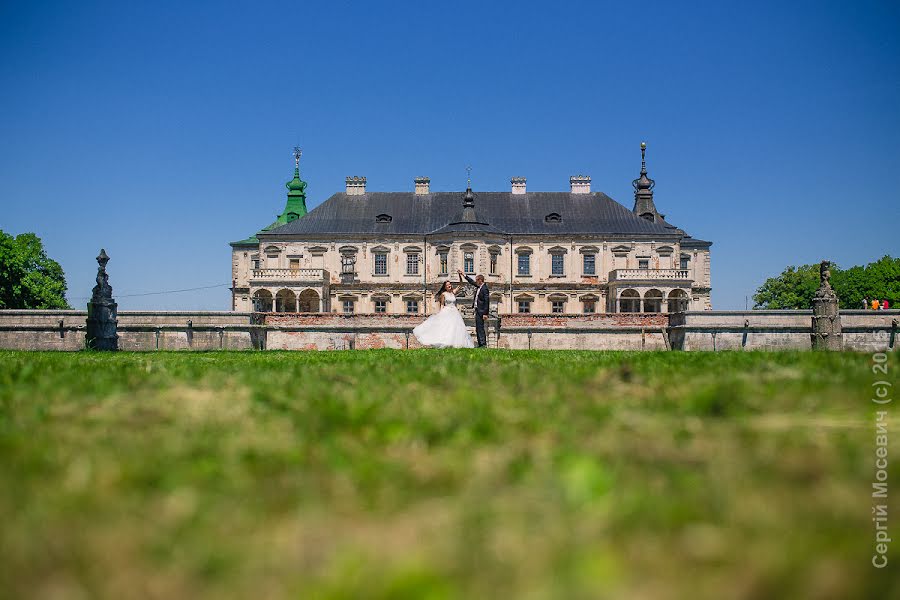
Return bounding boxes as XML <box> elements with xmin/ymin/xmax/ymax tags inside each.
<box><xmin>517</xmin><ymin>300</ymin><xmax>531</xmax><ymax>314</ymax></box>
<box><xmin>439</xmin><ymin>252</ymin><xmax>448</xmax><ymax>275</ymax></box>
<box><xmin>406</xmin><ymin>253</ymin><xmax>419</xmax><ymax>276</ymax></box>
<box><xmin>583</xmin><ymin>254</ymin><xmax>596</xmax><ymax>275</ymax></box>
<box><xmin>374</xmin><ymin>253</ymin><xmax>387</xmax><ymax>275</ymax></box>
<box><xmin>638</xmin><ymin>258</ymin><xmax>650</xmax><ymax>270</ymax></box>
<box><xmin>517</xmin><ymin>254</ymin><xmax>530</xmax><ymax>275</ymax></box>
<box><xmin>489</xmin><ymin>253</ymin><xmax>498</xmax><ymax>275</ymax></box>
<box><xmin>583</xmin><ymin>300</ymin><xmax>596</xmax><ymax>314</ymax></box>
<box><xmin>342</xmin><ymin>300</ymin><xmax>354</xmax><ymax>314</ymax></box>
<box><xmin>406</xmin><ymin>300</ymin><xmax>419</xmax><ymax>314</ymax></box>
<box><xmin>680</xmin><ymin>256</ymin><xmax>690</xmax><ymax>270</ymax></box>
<box><xmin>374</xmin><ymin>300</ymin><xmax>387</xmax><ymax>313</ymax></box>
<box><xmin>551</xmin><ymin>300</ymin><xmax>564</xmax><ymax>313</ymax></box>
<box><xmin>551</xmin><ymin>254</ymin><xmax>564</xmax><ymax>276</ymax></box>
<box><xmin>289</xmin><ymin>258</ymin><xmax>300</xmax><ymax>272</ymax></box>
<box><xmin>464</xmin><ymin>252</ymin><xmax>474</xmax><ymax>274</ymax></box>
<box><xmin>341</xmin><ymin>255</ymin><xmax>355</xmax><ymax>274</ymax></box>
<box><xmin>252</xmin><ymin>259</ymin><xmax>260</xmax><ymax>270</ymax></box>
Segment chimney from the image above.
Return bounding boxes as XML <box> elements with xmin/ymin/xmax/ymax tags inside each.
<box><xmin>570</xmin><ymin>175</ymin><xmax>591</xmax><ymax>194</ymax></box>
<box><xmin>511</xmin><ymin>177</ymin><xmax>526</xmax><ymax>195</ymax></box>
<box><xmin>414</xmin><ymin>176</ymin><xmax>430</xmax><ymax>195</ymax></box>
<box><xmin>345</xmin><ymin>176</ymin><xmax>366</xmax><ymax>195</ymax></box>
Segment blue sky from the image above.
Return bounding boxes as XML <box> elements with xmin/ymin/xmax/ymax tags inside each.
<box><xmin>1</xmin><ymin>0</ymin><xmax>898</xmax><ymax>310</ymax></box>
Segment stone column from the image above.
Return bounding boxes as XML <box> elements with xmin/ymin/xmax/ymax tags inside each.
<box><xmin>811</xmin><ymin>260</ymin><xmax>842</xmax><ymax>351</ymax></box>
<box><xmin>86</xmin><ymin>249</ymin><xmax>119</xmax><ymax>351</ymax></box>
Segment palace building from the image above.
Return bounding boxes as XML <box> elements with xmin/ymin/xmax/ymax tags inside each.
<box><xmin>230</xmin><ymin>145</ymin><xmax>712</xmax><ymax>315</ymax></box>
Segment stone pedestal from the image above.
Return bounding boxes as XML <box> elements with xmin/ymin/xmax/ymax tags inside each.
<box><xmin>811</xmin><ymin>260</ymin><xmax>842</xmax><ymax>351</ymax></box>
<box><xmin>86</xmin><ymin>249</ymin><xmax>118</xmax><ymax>351</ymax></box>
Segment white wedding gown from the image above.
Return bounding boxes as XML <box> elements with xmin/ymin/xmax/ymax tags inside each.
<box><xmin>413</xmin><ymin>292</ymin><xmax>474</xmax><ymax>348</ymax></box>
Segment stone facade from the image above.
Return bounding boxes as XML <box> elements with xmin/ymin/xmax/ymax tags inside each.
<box><xmin>230</xmin><ymin>145</ymin><xmax>712</xmax><ymax>317</ymax></box>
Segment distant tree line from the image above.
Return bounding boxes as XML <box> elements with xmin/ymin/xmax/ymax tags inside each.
<box><xmin>0</xmin><ymin>229</ymin><xmax>70</xmax><ymax>309</ymax></box>
<box><xmin>753</xmin><ymin>255</ymin><xmax>899</xmax><ymax>309</ymax></box>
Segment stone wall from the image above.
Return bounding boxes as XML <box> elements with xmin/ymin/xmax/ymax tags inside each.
<box><xmin>0</xmin><ymin>309</ymin><xmax>895</xmax><ymax>352</ymax></box>
<box><xmin>0</xmin><ymin>311</ymin><xmax>255</xmax><ymax>351</ymax></box>
<box><xmin>497</xmin><ymin>313</ymin><xmax>669</xmax><ymax>350</ymax></box>
<box><xmin>669</xmin><ymin>310</ymin><xmax>898</xmax><ymax>352</ymax></box>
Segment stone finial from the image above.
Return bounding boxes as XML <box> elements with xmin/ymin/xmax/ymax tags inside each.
<box><xmin>86</xmin><ymin>248</ymin><xmax>118</xmax><ymax>351</ymax></box>
<box><xmin>91</xmin><ymin>248</ymin><xmax>113</xmax><ymax>302</ymax></box>
<box><xmin>817</xmin><ymin>260</ymin><xmax>833</xmax><ymax>293</ymax></box>
<box><xmin>812</xmin><ymin>259</ymin><xmax>842</xmax><ymax>350</ymax></box>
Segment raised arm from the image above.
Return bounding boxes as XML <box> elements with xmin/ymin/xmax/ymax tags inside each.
<box><xmin>457</xmin><ymin>269</ymin><xmax>476</xmax><ymax>286</ymax></box>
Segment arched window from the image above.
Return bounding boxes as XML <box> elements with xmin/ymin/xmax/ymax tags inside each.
<box><xmin>252</xmin><ymin>289</ymin><xmax>273</xmax><ymax>312</ymax></box>
<box><xmin>275</xmin><ymin>289</ymin><xmax>297</xmax><ymax>313</ymax></box>
<box><xmin>667</xmin><ymin>289</ymin><xmax>689</xmax><ymax>313</ymax></box>
<box><xmin>643</xmin><ymin>289</ymin><xmax>663</xmax><ymax>313</ymax></box>
<box><xmin>298</xmin><ymin>289</ymin><xmax>320</xmax><ymax>313</ymax></box>
<box><xmin>619</xmin><ymin>289</ymin><xmax>640</xmax><ymax>313</ymax></box>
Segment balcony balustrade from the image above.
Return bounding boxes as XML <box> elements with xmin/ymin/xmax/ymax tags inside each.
<box><xmin>251</xmin><ymin>268</ymin><xmax>326</xmax><ymax>281</ymax></box>
<box><xmin>609</xmin><ymin>269</ymin><xmax>690</xmax><ymax>281</ymax></box>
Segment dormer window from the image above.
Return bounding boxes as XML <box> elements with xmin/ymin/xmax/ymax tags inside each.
<box><xmin>545</xmin><ymin>212</ymin><xmax>562</xmax><ymax>223</ymax></box>
<box><xmin>375</xmin><ymin>214</ymin><xmax>392</xmax><ymax>223</ymax></box>
<box><xmin>640</xmin><ymin>212</ymin><xmax>655</xmax><ymax>222</ymax></box>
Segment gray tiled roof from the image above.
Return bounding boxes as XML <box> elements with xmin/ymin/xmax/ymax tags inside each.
<box><xmin>261</xmin><ymin>191</ymin><xmax>705</xmax><ymax>240</ymax></box>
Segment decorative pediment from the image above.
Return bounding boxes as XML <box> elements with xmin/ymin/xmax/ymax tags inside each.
<box><xmin>547</xmin><ymin>293</ymin><xmax>568</xmax><ymax>301</ymax></box>
<box><xmin>514</xmin><ymin>294</ymin><xmax>535</xmax><ymax>301</ymax></box>
<box><xmin>339</xmin><ymin>245</ymin><xmax>358</xmax><ymax>255</ymax></box>
<box><xmin>611</xmin><ymin>244</ymin><xmax>632</xmax><ymax>255</ymax></box>
<box><xmin>433</xmin><ymin>244</ymin><xmax>451</xmax><ymax>253</ymax></box>
<box><xmin>370</xmin><ymin>245</ymin><xmax>391</xmax><ymax>253</ymax></box>
<box><xmin>548</xmin><ymin>245</ymin><xmax>567</xmax><ymax>254</ymax></box>
<box><xmin>656</xmin><ymin>245</ymin><xmax>675</xmax><ymax>255</ymax></box>
<box><xmin>307</xmin><ymin>245</ymin><xmax>328</xmax><ymax>254</ymax></box>
<box><xmin>579</xmin><ymin>245</ymin><xmax>599</xmax><ymax>254</ymax></box>
<box><xmin>488</xmin><ymin>245</ymin><xmax>502</xmax><ymax>254</ymax></box>
<box><xmin>579</xmin><ymin>293</ymin><xmax>600</xmax><ymax>301</ymax></box>
<box><xmin>460</xmin><ymin>243</ymin><xmax>478</xmax><ymax>251</ymax></box>
<box><xmin>263</xmin><ymin>245</ymin><xmax>281</xmax><ymax>254</ymax></box>
<box><xmin>515</xmin><ymin>246</ymin><xmax>533</xmax><ymax>255</ymax></box>
<box><xmin>403</xmin><ymin>246</ymin><xmax>423</xmax><ymax>253</ymax></box>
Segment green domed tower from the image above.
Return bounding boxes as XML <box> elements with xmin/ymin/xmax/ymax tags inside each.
<box><xmin>229</xmin><ymin>147</ymin><xmax>310</xmax><ymax>310</ymax></box>
<box><xmin>230</xmin><ymin>147</ymin><xmax>308</xmax><ymax>247</ymax></box>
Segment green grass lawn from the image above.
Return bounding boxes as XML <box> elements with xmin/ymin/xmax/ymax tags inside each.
<box><xmin>0</xmin><ymin>350</ymin><xmax>897</xmax><ymax>599</ymax></box>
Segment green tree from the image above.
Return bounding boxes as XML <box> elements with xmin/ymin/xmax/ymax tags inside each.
<box><xmin>0</xmin><ymin>230</ymin><xmax>70</xmax><ymax>309</ymax></box>
<box><xmin>753</xmin><ymin>264</ymin><xmax>820</xmax><ymax>309</ymax></box>
<box><xmin>754</xmin><ymin>256</ymin><xmax>899</xmax><ymax>309</ymax></box>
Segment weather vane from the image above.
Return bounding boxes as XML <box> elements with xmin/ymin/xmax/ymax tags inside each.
<box><xmin>466</xmin><ymin>165</ymin><xmax>472</xmax><ymax>187</ymax></box>
<box><xmin>293</xmin><ymin>146</ymin><xmax>302</xmax><ymax>168</ymax></box>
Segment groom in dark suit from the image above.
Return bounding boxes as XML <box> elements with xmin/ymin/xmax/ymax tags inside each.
<box><xmin>458</xmin><ymin>269</ymin><xmax>489</xmax><ymax>347</ymax></box>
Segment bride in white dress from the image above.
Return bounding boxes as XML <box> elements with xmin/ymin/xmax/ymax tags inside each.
<box><xmin>413</xmin><ymin>281</ymin><xmax>475</xmax><ymax>348</ymax></box>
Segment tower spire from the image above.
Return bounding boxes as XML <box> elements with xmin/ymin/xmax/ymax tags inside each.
<box><xmin>632</xmin><ymin>141</ymin><xmax>660</xmax><ymax>222</ymax></box>
<box><xmin>279</xmin><ymin>146</ymin><xmax>308</xmax><ymax>224</ymax></box>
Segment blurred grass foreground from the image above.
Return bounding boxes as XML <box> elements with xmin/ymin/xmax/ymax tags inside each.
<box><xmin>1</xmin><ymin>350</ymin><xmax>897</xmax><ymax>599</ymax></box>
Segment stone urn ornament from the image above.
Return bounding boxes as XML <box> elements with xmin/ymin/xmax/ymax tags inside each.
<box><xmin>811</xmin><ymin>260</ymin><xmax>842</xmax><ymax>351</ymax></box>
<box><xmin>85</xmin><ymin>249</ymin><xmax>119</xmax><ymax>350</ymax></box>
